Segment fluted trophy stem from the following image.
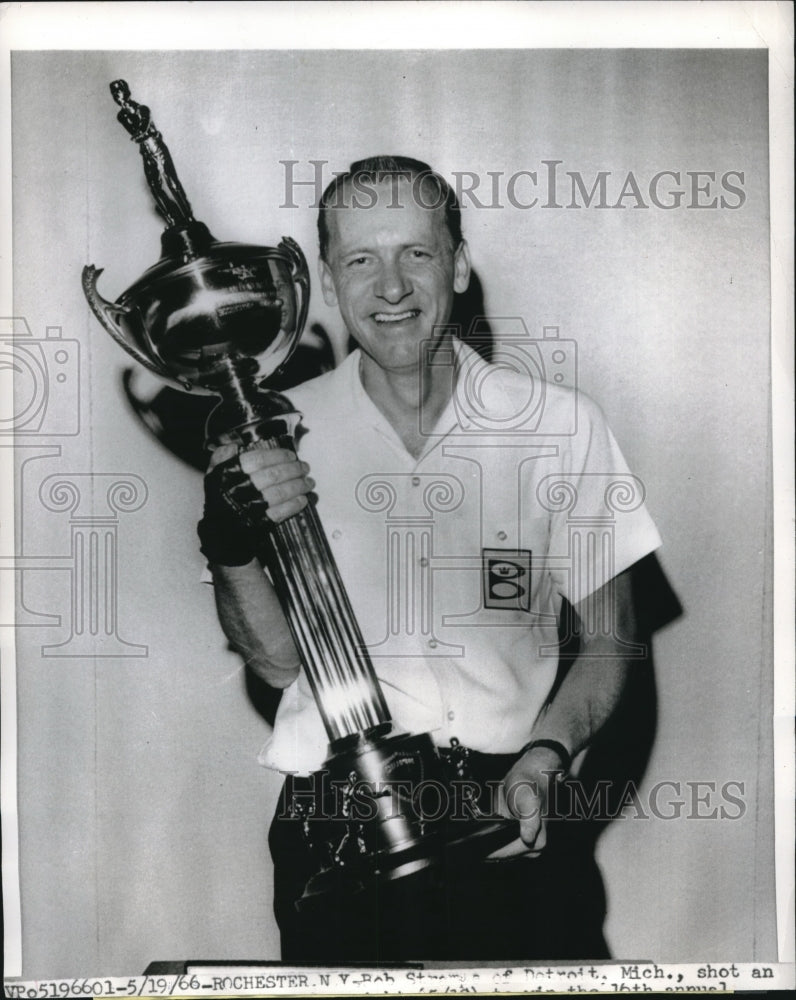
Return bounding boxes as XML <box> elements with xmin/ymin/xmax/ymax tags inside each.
<box><xmin>216</xmin><ymin>391</ymin><xmax>393</xmax><ymax>746</ymax></box>
<box><xmin>265</xmin><ymin>502</ymin><xmax>392</xmax><ymax>743</ymax></box>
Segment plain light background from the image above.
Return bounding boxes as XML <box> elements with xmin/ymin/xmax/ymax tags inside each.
<box><xmin>8</xmin><ymin>48</ymin><xmax>774</xmax><ymax>976</ymax></box>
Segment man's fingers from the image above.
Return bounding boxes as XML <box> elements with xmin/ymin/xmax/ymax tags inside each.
<box><xmin>519</xmin><ymin>813</ymin><xmax>545</xmax><ymax>850</ymax></box>
<box><xmin>493</xmin><ymin>775</ymin><xmax>547</xmax><ymax>855</ymax></box>
<box><xmin>265</xmin><ymin>494</ymin><xmax>310</xmax><ymax>524</ymax></box>
<box><xmin>257</xmin><ymin>477</ymin><xmax>314</xmax><ymax>510</ymax></box>
<box><xmin>486</xmin><ymin>807</ymin><xmax>545</xmax><ymax>859</ymax></box>
<box><xmin>486</xmin><ymin>836</ymin><xmax>526</xmax><ymax>860</ymax></box>
<box><xmin>210</xmin><ymin>446</ymin><xmax>314</xmax><ymax>524</ymax></box>
<box><xmin>486</xmin><ymin>835</ymin><xmax>544</xmax><ymax>861</ymax></box>
<box><xmin>207</xmin><ymin>443</ymin><xmax>238</xmax><ymax>470</ymax></box>
<box><xmin>239</xmin><ymin>447</ymin><xmax>301</xmax><ymax>475</ymax></box>
<box><xmin>208</xmin><ymin>445</ymin><xmax>304</xmax><ymax>476</ymax></box>
<box><xmin>249</xmin><ymin>462</ymin><xmax>311</xmax><ymax>493</ymax></box>
<box><xmin>241</xmin><ymin>450</ymin><xmax>314</xmax><ymax>515</ymax></box>
<box><xmin>504</xmin><ymin>779</ymin><xmax>542</xmax><ymax>820</ymax></box>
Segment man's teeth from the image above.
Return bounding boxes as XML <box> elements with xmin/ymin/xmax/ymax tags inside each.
<box><xmin>373</xmin><ymin>310</ymin><xmax>419</xmax><ymax>323</ymax></box>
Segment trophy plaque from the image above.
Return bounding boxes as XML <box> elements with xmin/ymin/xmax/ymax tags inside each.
<box><xmin>83</xmin><ymin>81</ymin><xmax>516</xmax><ymax>908</ymax></box>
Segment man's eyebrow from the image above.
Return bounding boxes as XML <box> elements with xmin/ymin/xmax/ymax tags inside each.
<box><xmin>338</xmin><ymin>240</ymin><xmax>437</xmax><ymax>257</ymax></box>
<box><xmin>339</xmin><ymin>246</ymin><xmax>375</xmax><ymax>257</ymax></box>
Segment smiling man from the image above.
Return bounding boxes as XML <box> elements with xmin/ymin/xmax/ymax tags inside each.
<box><xmin>316</xmin><ymin>164</ymin><xmax>470</xmax><ymax>463</ymax></box>
<box><xmin>197</xmin><ymin>156</ymin><xmax>662</xmax><ymax>962</ymax></box>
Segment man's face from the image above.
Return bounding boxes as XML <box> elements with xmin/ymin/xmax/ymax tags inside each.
<box><xmin>319</xmin><ymin>177</ymin><xmax>471</xmax><ymax>375</ymax></box>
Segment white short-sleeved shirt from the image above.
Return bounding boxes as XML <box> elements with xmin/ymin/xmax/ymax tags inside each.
<box><xmin>256</xmin><ymin>339</ymin><xmax>661</xmax><ymax>774</ymax></box>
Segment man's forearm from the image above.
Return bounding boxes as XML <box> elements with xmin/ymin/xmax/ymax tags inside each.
<box><xmin>494</xmin><ymin>569</ymin><xmax>640</xmax><ymax>852</ymax></box>
<box><xmin>527</xmin><ymin>637</ymin><xmax>630</xmax><ymax>762</ymax></box>
<box><xmin>527</xmin><ymin>567</ymin><xmax>638</xmax><ymax>764</ymax></box>
<box><xmin>494</xmin><ymin>633</ymin><xmax>634</xmax><ymax>856</ymax></box>
<box><xmin>211</xmin><ymin>559</ymin><xmax>301</xmax><ymax>688</ymax></box>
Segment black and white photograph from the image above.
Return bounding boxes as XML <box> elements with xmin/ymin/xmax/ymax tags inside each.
<box><xmin>2</xmin><ymin>2</ymin><xmax>793</xmax><ymax>994</ymax></box>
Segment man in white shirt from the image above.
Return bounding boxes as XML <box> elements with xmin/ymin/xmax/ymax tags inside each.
<box><xmin>198</xmin><ymin>156</ymin><xmax>661</xmax><ymax>961</ymax></box>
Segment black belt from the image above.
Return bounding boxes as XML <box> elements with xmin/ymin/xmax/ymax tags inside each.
<box><xmin>276</xmin><ymin>743</ymin><xmax>521</xmax><ymax>821</ymax></box>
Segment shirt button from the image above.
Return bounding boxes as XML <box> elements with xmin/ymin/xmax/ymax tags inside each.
<box><xmin>447</xmin><ymin>710</ymin><xmax>456</xmax><ymax>721</ymax></box>
<box><xmin>411</xmin><ymin>476</ymin><xmax>421</xmax><ymax>486</ymax></box>
<box><xmin>497</xmin><ymin>530</ymin><xmax>507</xmax><ymax>541</ymax></box>
<box><xmin>419</xmin><ymin>556</ymin><xmax>429</xmax><ymax>568</ymax></box>
<box><xmin>331</xmin><ymin>529</ymin><xmax>342</xmax><ymax>540</ymax></box>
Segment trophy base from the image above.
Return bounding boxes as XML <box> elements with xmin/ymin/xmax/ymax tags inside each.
<box><xmin>292</xmin><ymin>730</ymin><xmax>518</xmax><ymax>912</ymax></box>
<box><xmin>296</xmin><ymin>818</ymin><xmax>517</xmax><ymax>911</ymax></box>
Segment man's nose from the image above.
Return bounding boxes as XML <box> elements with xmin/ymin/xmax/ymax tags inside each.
<box><xmin>375</xmin><ymin>259</ymin><xmax>411</xmax><ymax>302</ymax></box>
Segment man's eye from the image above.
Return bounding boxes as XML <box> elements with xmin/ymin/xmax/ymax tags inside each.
<box><xmin>347</xmin><ymin>256</ymin><xmax>370</xmax><ymax>267</ymax></box>
<box><xmin>409</xmin><ymin>250</ymin><xmax>431</xmax><ymax>260</ymax></box>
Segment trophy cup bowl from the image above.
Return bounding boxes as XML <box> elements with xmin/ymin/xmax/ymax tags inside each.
<box><xmin>83</xmin><ymin>230</ymin><xmax>309</xmax><ymax>396</ymax></box>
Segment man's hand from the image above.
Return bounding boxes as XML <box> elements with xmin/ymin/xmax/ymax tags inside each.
<box><xmin>209</xmin><ymin>442</ymin><xmax>315</xmax><ymax>525</ymax></box>
<box><xmin>487</xmin><ymin>744</ymin><xmax>565</xmax><ymax>860</ymax></box>
<box><xmin>198</xmin><ymin>442</ymin><xmax>315</xmax><ymax>569</ymax></box>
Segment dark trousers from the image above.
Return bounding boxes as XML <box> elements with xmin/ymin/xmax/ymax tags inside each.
<box><xmin>268</xmin><ymin>752</ymin><xmax>609</xmax><ymax>964</ymax></box>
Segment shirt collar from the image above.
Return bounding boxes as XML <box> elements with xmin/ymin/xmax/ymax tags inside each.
<box><xmin>341</xmin><ymin>336</ymin><xmax>522</xmax><ymax>449</ymax></box>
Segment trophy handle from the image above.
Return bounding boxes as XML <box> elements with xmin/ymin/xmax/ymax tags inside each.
<box><xmin>82</xmin><ymin>265</ymin><xmax>172</xmax><ymax>380</ymax></box>
<box><xmin>279</xmin><ymin>237</ymin><xmax>310</xmax><ymax>339</ymax></box>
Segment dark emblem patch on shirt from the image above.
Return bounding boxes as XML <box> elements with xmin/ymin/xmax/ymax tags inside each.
<box><xmin>482</xmin><ymin>549</ymin><xmax>532</xmax><ymax>612</ymax></box>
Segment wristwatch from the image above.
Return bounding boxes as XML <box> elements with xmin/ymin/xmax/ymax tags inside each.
<box><xmin>519</xmin><ymin>738</ymin><xmax>572</xmax><ymax>774</ymax></box>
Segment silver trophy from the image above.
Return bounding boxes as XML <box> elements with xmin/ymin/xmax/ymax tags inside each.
<box><xmin>83</xmin><ymin>81</ymin><xmax>514</xmax><ymax>908</ymax></box>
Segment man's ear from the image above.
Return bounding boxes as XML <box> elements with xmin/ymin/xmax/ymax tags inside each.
<box><xmin>318</xmin><ymin>258</ymin><xmax>338</xmax><ymax>307</ymax></box>
<box><xmin>453</xmin><ymin>240</ymin><xmax>471</xmax><ymax>294</ymax></box>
